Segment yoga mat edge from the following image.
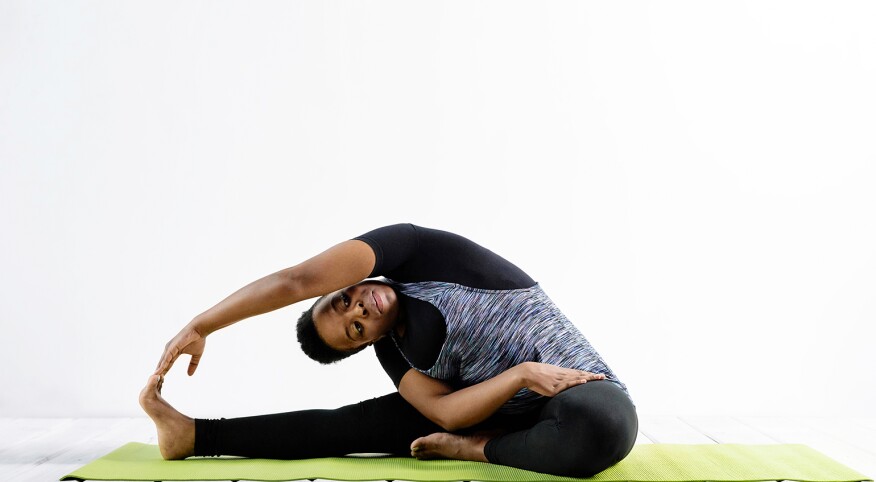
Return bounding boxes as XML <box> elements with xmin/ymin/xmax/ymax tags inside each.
<box><xmin>60</xmin><ymin>442</ymin><xmax>874</xmax><ymax>482</ymax></box>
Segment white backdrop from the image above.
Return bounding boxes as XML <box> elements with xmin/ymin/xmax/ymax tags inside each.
<box><xmin>1</xmin><ymin>1</ymin><xmax>874</xmax><ymax>418</ymax></box>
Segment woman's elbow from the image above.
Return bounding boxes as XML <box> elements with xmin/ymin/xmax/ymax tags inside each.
<box><xmin>438</xmin><ymin>419</ymin><xmax>461</xmax><ymax>432</ymax></box>
<box><xmin>429</xmin><ymin>399</ymin><xmax>481</xmax><ymax>432</ymax></box>
<box><xmin>436</xmin><ymin>420</ymin><xmax>462</xmax><ymax>432</ymax></box>
<box><xmin>432</xmin><ymin>413</ymin><xmax>469</xmax><ymax>432</ymax></box>
<box><xmin>421</xmin><ymin>408</ymin><xmax>460</xmax><ymax>432</ymax></box>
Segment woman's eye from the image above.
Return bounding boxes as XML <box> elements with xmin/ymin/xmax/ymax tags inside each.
<box><xmin>342</xmin><ymin>293</ymin><xmax>349</xmax><ymax>307</ymax></box>
<box><xmin>354</xmin><ymin>322</ymin><xmax>363</xmax><ymax>335</ymax></box>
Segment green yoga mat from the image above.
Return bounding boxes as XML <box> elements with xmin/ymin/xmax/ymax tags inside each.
<box><xmin>60</xmin><ymin>442</ymin><xmax>872</xmax><ymax>482</ymax></box>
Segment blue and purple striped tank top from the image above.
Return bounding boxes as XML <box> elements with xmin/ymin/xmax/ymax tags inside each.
<box><xmin>384</xmin><ymin>278</ymin><xmax>634</xmax><ymax>414</ymax></box>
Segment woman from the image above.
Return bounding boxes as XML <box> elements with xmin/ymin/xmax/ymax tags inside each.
<box><xmin>143</xmin><ymin>223</ymin><xmax>638</xmax><ymax>477</ymax></box>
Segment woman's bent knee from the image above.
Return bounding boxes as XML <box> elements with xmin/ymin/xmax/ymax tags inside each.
<box><xmin>486</xmin><ymin>381</ymin><xmax>638</xmax><ymax>477</ymax></box>
<box><xmin>551</xmin><ymin>429</ymin><xmax>637</xmax><ymax>477</ymax></box>
<box><xmin>549</xmin><ymin>381</ymin><xmax>639</xmax><ymax>476</ymax></box>
<box><xmin>550</xmin><ymin>429</ymin><xmax>637</xmax><ymax>477</ymax></box>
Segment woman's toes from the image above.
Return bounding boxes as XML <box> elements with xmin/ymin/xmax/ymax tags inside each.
<box><xmin>139</xmin><ymin>375</ymin><xmax>161</xmax><ymax>411</ymax></box>
<box><xmin>410</xmin><ymin>433</ymin><xmax>446</xmax><ymax>459</ymax></box>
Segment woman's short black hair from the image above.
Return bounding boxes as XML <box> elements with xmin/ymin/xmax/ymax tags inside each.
<box><xmin>296</xmin><ymin>295</ymin><xmax>366</xmax><ymax>364</ymax></box>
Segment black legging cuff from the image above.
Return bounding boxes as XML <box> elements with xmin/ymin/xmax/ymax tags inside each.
<box><xmin>194</xmin><ymin>417</ymin><xmax>225</xmax><ymax>457</ymax></box>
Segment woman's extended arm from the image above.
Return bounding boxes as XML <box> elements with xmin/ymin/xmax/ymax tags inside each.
<box><xmin>398</xmin><ymin>362</ymin><xmax>605</xmax><ymax>432</ymax></box>
<box><xmin>153</xmin><ymin>239</ymin><xmax>376</xmax><ymax>377</ymax></box>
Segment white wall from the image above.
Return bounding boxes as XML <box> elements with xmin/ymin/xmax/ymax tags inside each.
<box><xmin>1</xmin><ymin>0</ymin><xmax>873</xmax><ymax>418</ymax></box>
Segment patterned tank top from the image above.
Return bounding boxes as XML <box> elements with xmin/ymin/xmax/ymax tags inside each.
<box><xmin>385</xmin><ymin>278</ymin><xmax>634</xmax><ymax>414</ymax></box>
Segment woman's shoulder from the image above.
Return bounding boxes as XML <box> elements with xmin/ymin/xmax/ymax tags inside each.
<box><xmin>353</xmin><ymin>224</ymin><xmax>535</xmax><ymax>290</ymax></box>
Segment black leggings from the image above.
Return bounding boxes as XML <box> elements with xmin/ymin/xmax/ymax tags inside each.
<box><xmin>194</xmin><ymin>380</ymin><xmax>638</xmax><ymax>478</ymax></box>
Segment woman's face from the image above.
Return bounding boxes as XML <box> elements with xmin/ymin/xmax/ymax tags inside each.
<box><xmin>312</xmin><ymin>280</ymin><xmax>401</xmax><ymax>352</ymax></box>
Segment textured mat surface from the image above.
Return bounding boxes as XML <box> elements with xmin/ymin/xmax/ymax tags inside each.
<box><xmin>60</xmin><ymin>442</ymin><xmax>873</xmax><ymax>482</ymax></box>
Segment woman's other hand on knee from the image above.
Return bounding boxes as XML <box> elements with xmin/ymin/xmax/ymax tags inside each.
<box><xmin>516</xmin><ymin>362</ymin><xmax>605</xmax><ymax>397</ymax></box>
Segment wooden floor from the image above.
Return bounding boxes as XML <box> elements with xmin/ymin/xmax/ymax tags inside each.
<box><xmin>0</xmin><ymin>416</ymin><xmax>873</xmax><ymax>482</ymax></box>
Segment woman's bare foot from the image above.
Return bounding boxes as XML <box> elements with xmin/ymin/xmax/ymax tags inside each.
<box><xmin>138</xmin><ymin>374</ymin><xmax>195</xmax><ymax>460</ymax></box>
<box><xmin>410</xmin><ymin>432</ymin><xmax>490</xmax><ymax>462</ymax></box>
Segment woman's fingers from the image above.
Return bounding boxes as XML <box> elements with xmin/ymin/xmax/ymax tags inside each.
<box><xmin>187</xmin><ymin>353</ymin><xmax>201</xmax><ymax>376</ymax></box>
<box><xmin>545</xmin><ymin>375</ymin><xmax>588</xmax><ymax>395</ymax></box>
<box><xmin>577</xmin><ymin>370</ymin><xmax>605</xmax><ymax>380</ymax></box>
<box><xmin>154</xmin><ymin>351</ymin><xmax>168</xmax><ymax>375</ymax></box>
<box><xmin>154</xmin><ymin>356</ymin><xmax>168</xmax><ymax>377</ymax></box>
<box><xmin>524</xmin><ymin>363</ymin><xmax>608</xmax><ymax>396</ymax></box>
<box><xmin>154</xmin><ymin>344</ymin><xmax>180</xmax><ymax>377</ymax></box>
<box><xmin>545</xmin><ymin>378</ymin><xmax>586</xmax><ymax>396</ymax></box>
<box><xmin>551</xmin><ymin>371</ymin><xmax>605</xmax><ymax>395</ymax></box>
<box><xmin>155</xmin><ymin>329</ymin><xmax>206</xmax><ymax>377</ymax></box>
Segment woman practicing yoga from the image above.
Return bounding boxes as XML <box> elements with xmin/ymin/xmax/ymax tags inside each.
<box><xmin>142</xmin><ymin>223</ymin><xmax>638</xmax><ymax>477</ymax></box>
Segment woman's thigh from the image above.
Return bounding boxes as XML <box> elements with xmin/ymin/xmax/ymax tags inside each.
<box><xmin>483</xmin><ymin>380</ymin><xmax>638</xmax><ymax>477</ymax></box>
<box><xmin>194</xmin><ymin>391</ymin><xmax>443</xmax><ymax>458</ymax></box>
